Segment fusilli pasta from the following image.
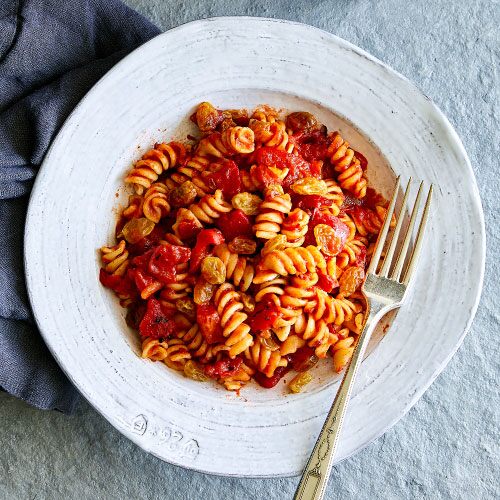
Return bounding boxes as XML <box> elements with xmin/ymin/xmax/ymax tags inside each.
<box><xmin>327</xmin><ymin>132</ymin><xmax>367</xmax><ymax>199</ymax></box>
<box><xmin>99</xmin><ymin>102</ymin><xmax>394</xmax><ymax>393</ymax></box>
<box><xmin>253</xmin><ymin>185</ymin><xmax>292</xmax><ymax>239</ymax></box>
<box><xmin>125</xmin><ymin>141</ymin><xmax>186</xmax><ymax>195</ymax></box>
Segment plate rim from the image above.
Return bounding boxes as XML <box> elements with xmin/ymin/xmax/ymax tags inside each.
<box><xmin>24</xmin><ymin>16</ymin><xmax>486</xmax><ymax>477</ymax></box>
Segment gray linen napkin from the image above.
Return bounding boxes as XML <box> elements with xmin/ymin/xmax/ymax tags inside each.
<box><xmin>0</xmin><ymin>0</ymin><xmax>160</xmax><ymax>413</ymax></box>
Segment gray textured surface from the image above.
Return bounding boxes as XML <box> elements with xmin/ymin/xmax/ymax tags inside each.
<box><xmin>1</xmin><ymin>0</ymin><xmax>499</xmax><ymax>499</ymax></box>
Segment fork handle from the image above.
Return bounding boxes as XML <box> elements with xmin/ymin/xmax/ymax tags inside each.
<box><xmin>293</xmin><ymin>301</ymin><xmax>388</xmax><ymax>500</ymax></box>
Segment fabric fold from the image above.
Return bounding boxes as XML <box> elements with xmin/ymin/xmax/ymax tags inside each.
<box><xmin>0</xmin><ymin>0</ymin><xmax>160</xmax><ymax>413</ymax></box>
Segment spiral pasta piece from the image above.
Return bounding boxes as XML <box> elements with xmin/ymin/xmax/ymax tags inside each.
<box><xmin>159</xmin><ymin>263</ymin><xmax>192</xmax><ymax>311</ymax></box>
<box><xmin>261</xmin><ymin>246</ymin><xmax>326</xmax><ymax>277</ymax></box>
<box><xmin>101</xmin><ymin>240</ymin><xmax>129</xmax><ymax>276</ymax></box>
<box><xmin>305</xmin><ymin>289</ymin><xmax>362</xmax><ymax>325</ymax></box>
<box><xmin>251</xmin><ymin>105</ymin><xmax>279</xmax><ymax>123</ymax></box>
<box><xmin>170</xmin><ymin>155</ymin><xmax>211</xmax><ymax>196</ymax></box>
<box><xmin>250</xmin><ymin>119</ymin><xmax>295</xmax><ymax>153</ymax></box>
<box><xmin>125</xmin><ymin>142</ymin><xmax>185</xmax><ymax>194</ymax></box>
<box><xmin>275</xmin><ymin>305</ymin><xmax>303</xmax><ymax>341</ymax></box>
<box><xmin>142</xmin><ymin>182</ymin><xmax>171</xmax><ymax>223</ymax></box>
<box><xmin>327</xmin><ymin>132</ymin><xmax>367</xmax><ymax>198</ymax></box>
<box><xmin>245</xmin><ymin>337</ymin><xmax>287</xmax><ymax>377</ymax></box>
<box><xmin>222</xmin><ymin>362</ymin><xmax>255</xmax><ymax>391</ymax></box>
<box><xmin>176</xmin><ymin>324</ymin><xmax>210</xmax><ymax>359</ymax></box>
<box><xmin>122</xmin><ymin>195</ymin><xmax>143</xmax><ymax>219</ymax></box>
<box><xmin>343</xmin><ymin>312</ymin><xmax>365</xmax><ymax>335</ymax></box>
<box><xmin>254</xmin><ymin>277</ymin><xmax>286</xmax><ymax>303</ymax></box>
<box><xmin>281</xmin><ymin>273</ymin><xmax>318</xmax><ymax>309</ymax></box>
<box><xmin>350</xmin><ymin>205</ymin><xmax>394</xmax><ymax>236</ymax></box>
<box><xmin>163</xmin><ymin>339</ymin><xmax>191</xmax><ymax>371</ymax></box>
<box><xmin>336</xmin><ymin>236</ymin><xmax>368</xmax><ymax>269</ymax></box>
<box><xmin>214</xmin><ymin>283</ymin><xmax>253</xmax><ymax>358</ymax></box>
<box><xmin>196</xmin><ymin>127</ymin><xmax>255</xmax><ymax>157</ymax></box>
<box><xmin>324</xmin><ymin>257</ymin><xmax>338</xmax><ymax>280</ymax></box>
<box><xmin>332</xmin><ymin>336</ymin><xmax>356</xmax><ymax>373</ymax></box>
<box><xmin>294</xmin><ymin>314</ymin><xmax>337</xmax><ymax>358</ymax></box>
<box><xmin>253</xmin><ymin>185</ymin><xmax>292</xmax><ymax>239</ymax></box>
<box><xmin>281</xmin><ymin>208</ymin><xmax>310</xmax><ymax>247</ymax></box>
<box><xmin>240</xmin><ymin>167</ymin><xmax>263</xmax><ymax>192</ymax></box>
<box><xmin>187</xmin><ymin>189</ymin><xmax>232</xmax><ymax>226</ymax></box>
<box><xmin>323</xmin><ymin>179</ymin><xmax>345</xmax><ymax>216</ymax></box>
<box><xmin>213</xmin><ymin>244</ymin><xmax>255</xmax><ymax>292</ymax></box>
<box><xmin>141</xmin><ymin>337</ymin><xmax>169</xmax><ymax>361</ymax></box>
<box><xmin>100</xmin><ymin>240</ymin><xmax>135</xmax><ymax>306</ymax></box>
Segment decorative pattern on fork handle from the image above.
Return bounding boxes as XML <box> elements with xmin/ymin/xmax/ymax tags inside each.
<box><xmin>294</xmin><ymin>302</ymin><xmax>387</xmax><ymax>500</ymax></box>
<box><xmin>297</xmin><ymin>394</ymin><xmax>344</xmax><ymax>499</ymax></box>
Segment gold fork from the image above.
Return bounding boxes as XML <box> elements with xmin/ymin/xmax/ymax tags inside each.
<box><xmin>294</xmin><ymin>177</ymin><xmax>433</xmax><ymax>500</ymax></box>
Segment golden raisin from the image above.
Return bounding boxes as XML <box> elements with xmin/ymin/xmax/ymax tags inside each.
<box><xmin>314</xmin><ymin>224</ymin><xmax>344</xmax><ymax>256</ymax></box>
<box><xmin>195</xmin><ymin>102</ymin><xmax>222</xmax><ymax>133</ymax></box>
<box><xmin>223</xmin><ymin>109</ymin><xmax>249</xmax><ymax>126</ymax></box>
<box><xmin>201</xmin><ymin>256</ymin><xmax>226</xmax><ymax>285</ymax></box>
<box><xmin>289</xmin><ymin>371</ymin><xmax>313</xmax><ymax>393</ymax></box>
<box><xmin>249</xmin><ymin>119</ymin><xmax>272</xmax><ymax>142</ymax></box>
<box><xmin>193</xmin><ymin>278</ymin><xmax>216</xmax><ymax>305</ymax></box>
<box><xmin>228</xmin><ymin>237</ymin><xmax>257</xmax><ymax>255</ymax></box>
<box><xmin>173</xmin><ymin>208</ymin><xmax>203</xmax><ymax>237</ymax></box>
<box><xmin>258</xmin><ymin>333</ymin><xmax>279</xmax><ymax>351</ymax></box>
<box><xmin>175</xmin><ymin>297</ymin><xmax>195</xmax><ymax>317</ymax></box>
<box><xmin>169</xmin><ymin>181</ymin><xmax>197</xmax><ymax>208</ymax></box>
<box><xmin>183</xmin><ymin>360</ymin><xmax>209</xmax><ymax>382</ymax></box>
<box><xmin>291</xmin><ymin>177</ymin><xmax>328</xmax><ymax>195</ymax></box>
<box><xmin>231</xmin><ymin>192</ymin><xmax>262</xmax><ymax>215</ymax></box>
<box><xmin>122</xmin><ymin>217</ymin><xmax>155</xmax><ymax>244</ymax></box>
<box><xmin>286</xmin><ymin>112</ymin><xmax>319</xmax><ymax>132</ymax></box>
<box><xmin>339</xmin><ymin>266</ymin><xmax>365</xmax><ymax>297</ymax></box>
<box><xmin>261</xmin><ymin>234</ymin><xmax>287</xmax><ymax>256</ymax></box>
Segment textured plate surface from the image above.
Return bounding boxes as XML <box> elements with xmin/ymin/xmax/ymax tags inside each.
<box><xmin>24</xmin><ymin>18</ymin><xmax>485</xmax><ymax>477</ymax></box>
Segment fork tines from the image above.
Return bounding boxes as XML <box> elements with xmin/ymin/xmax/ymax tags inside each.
<box><xmin>367</xmin><ymin>176</ymin><xmax>433</xmax><ymax>285</ymax></box>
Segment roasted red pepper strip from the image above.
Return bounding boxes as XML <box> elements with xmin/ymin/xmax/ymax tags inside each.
<box><xmin>130</xmin><ymin>268</ymin><xmax>159</xmax><ymax>293</ymax></box>
<box><xmin>317</xmin><ymin>272</ymin><xmax>338</xmax><ymax>293</ymax></box>
<box><xmin>290</xmin><ymin>346</ymin><xmax>319</xmax><ymax>372</ymax></box>
<box><xmin>99</xmin><ymin>268</ymin><xmax>136</xmax><ymax>297</ymax></box>
<box><xmin>204</xmin><ymin>160</ymin><xmax>241</xmax><ymax>198</ymax></box>
<box><xmin>139</xmin><ymin>298</ymin><xmax>177</xmax><ymax>339</ymax></box>
<box><xmin>196</xmin><ymin>303</ymin><xmax>224</xmax><ymax>345</ymax></box>
<box><xmin>293</xmin><ymin>194</ymin><xmax>332</xmax><ymax>211</ymax></box>
<box><xmin>304</xmin><ymin>209</ymin><xmax>349</xmax><ymax>249</ymax></box>
<box><xmin>254</xmin><ymin>366</ymin><xmax>290</xmax><ymax>388</ymax></box>
<box><xmin>248</xmin><ymin>297</ymin><xmax>282</xmax><ymax>331</ymax></box>
<box><xmin>204</xmin><ymin>356</ymin><xmax>243</xmax><ymax>379</ymax></box>
<box><xmin>255</xmin><ymin>147</ymin><xmax>313</xmax><ymax>188</ymax></box>
<box><xmin>190</xmin><ymin>229</ymin><xmax>225</xmax><ymax>273</ymax></box>
<box><xmin>148</xmin><ymin>244</ymin><xmax>191</xmax><ymax>284</ymax></box>
<box><xmin>294</xmin><ymin>130</ymin><xmax>330</xmax><ymax>162</ymax></box>
<box><xmin>215</xmin><ymin>209</ymin><xmax>253</xmax><ymax>241</ymax></box>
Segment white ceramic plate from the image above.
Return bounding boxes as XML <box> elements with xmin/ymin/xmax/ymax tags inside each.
<box><xmin>25</xmin><ymin>18</ymin><xmax>485</xmax><ymax>477</ymax></box>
